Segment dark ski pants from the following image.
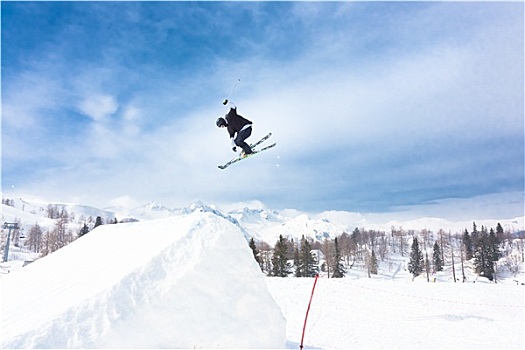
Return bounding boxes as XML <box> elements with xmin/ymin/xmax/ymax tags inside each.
<box><xmin>235</xmin><ymin>126</ymin><xmax>253</xmax><ymax>154</ymax></box>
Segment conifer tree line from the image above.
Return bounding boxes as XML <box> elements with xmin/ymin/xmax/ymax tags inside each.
<box><xmin>250</xmin><ymin>223</ymin><xmax>525</xmax><ymax>281</ymax></box>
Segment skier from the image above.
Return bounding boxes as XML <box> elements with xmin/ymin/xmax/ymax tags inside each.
<box><xmin>216</xmin><ymin>100</ymin><xmax>253</xmax><ymax>157</ymax></box>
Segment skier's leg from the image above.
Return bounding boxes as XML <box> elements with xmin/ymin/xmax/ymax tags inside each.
<box><xmin>235</xmin><ymin>127</ymin><xmax>253</xmax><ymax>154</ymax></box>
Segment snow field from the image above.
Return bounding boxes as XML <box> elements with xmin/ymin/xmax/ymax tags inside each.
<box><xmin>2</xmin><ymin>203</ymin><xmax>524</xmax><ymax>349</ymax></box>
<box><xmin>1</xmin><ymin>212</ymin><xmax>286</xmax><ymax>348</ymax></box>
<box><xmin>266</xmin><ymin>276</ymin><xmax>524</xmax><ymax>349</ymax></box>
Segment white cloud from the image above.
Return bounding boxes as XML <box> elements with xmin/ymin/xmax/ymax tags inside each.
<box><xmin>2</xmin><ymin>70</ymin><xmax>66</xmax><ymax>130</ymax></box>
<box><xmin>78</xmin><ymin>94</ymin><xmax>119</xmax><ymax>122</ymax></box>
<box><xmin>108</xmin><ymin>195</ymin><xmax>141</xmax><ymax>209</ymax></box>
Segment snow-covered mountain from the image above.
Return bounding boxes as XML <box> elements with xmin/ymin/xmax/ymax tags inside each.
<box><xmin>0</xmin><ymin>197</ymin><xmax>116</xmax><ymax>234</ymax></box>
<box><xmin>1</xmin><ymin>203</ymin><xmax>56</xmax><ymax>231</ymax></box>
<box><xmin>2</xmin><ymin>196</ymin><xmax>524</xmax><ymax>246</ymax></box>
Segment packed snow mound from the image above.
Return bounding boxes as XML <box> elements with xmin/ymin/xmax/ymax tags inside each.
<box><xmin>1</xmin><ymin>212</ymin><xmax>286</xmax><ymax>349</ymax></box>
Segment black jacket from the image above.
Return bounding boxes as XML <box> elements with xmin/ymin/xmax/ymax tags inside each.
<box><xmin>225</xmin><ymin>108</ymin><xmax>252</xmax><ymax>138</ymax></box>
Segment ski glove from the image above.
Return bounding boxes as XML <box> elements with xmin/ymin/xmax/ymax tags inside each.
<box><xmin>231</xmin><ymin>137</ymin><xmax>237</xmax><ymax>152</ymax></box>
<box><xmin>223</xmin><ymin>100</ymin><xmax>236</xmax><ymax>109</ymax></box>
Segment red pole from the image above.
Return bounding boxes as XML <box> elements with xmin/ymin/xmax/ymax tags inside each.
<box><xmin>300</xmin><ymin>274</ymin><xmax>319</xmax><ymax>349</ymax></box>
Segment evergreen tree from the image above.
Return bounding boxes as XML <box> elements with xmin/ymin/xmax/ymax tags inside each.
<box><xmin>249</xmin><ymin>237</ymin><xmax>262</xmax><ymax>269</ymax></box>
<box><xmin>495</xmin><ymin>223</ymin><xmax>505</xmax><ymax>242</ymax></box>
<box><xmin>474</xmin><ymin>227</ymin><xmax>494</xmax><ymax>280</ymax></box>
<box><xmin>462</xmin><ymin>229</ymin><xmax>473</xmax><ymax>260</ymax></box>
<box><xmin>473</xmin><ymin>226</ymin><xmax>501</xmax><ymax>281</ymax></box>
<box><xmin>489</xmin><ymin>228</ymin><xmax>501</xmax><ymax>262</ymax></box>
<box><xmin>271</xmin><ymin>235</ymin><xmax>291</xmax><ymax>277</ymax></box>
<box><xmin>296</xmin><ymin>236</ymin><xmax>318</xmax><ymax>277</ymax></box>
<box><xmin>471</xmin><ymin>222</ymin><xmax>479</xmax><ymax>251</ymax></box>
<box><xmin>432</xmin><ymin>241</ymin><xmax>443</xmax><ymax>272</ymax></box>
<box><xmin>293</xmin><ymin>246</ymin><xmax>302</xmax><ymax>277</ymax></box>
<box><xmin>408</xmin><ymin>237</ymin><xmax>424</xmax><ymax>277</ymax></box>
<box><xmin>332</xmin><ymin>237</ymin><xmax>346</xmax><ymax>278</ymax></box>
<box><xmin>94</xmin><ymin>216</ymin><xmax>103</xmax><ymax>228</ymax></box>
<box><xmin>78</xmin><ymin>223</ymin><xmax>90</xmax><ymax>237</ymax></box>
<box><xmin>369</xmin><ymin>249</ymin><xmax>378</xmax><ymax>275</ymax></box>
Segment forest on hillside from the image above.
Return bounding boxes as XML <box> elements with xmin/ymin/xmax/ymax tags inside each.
<box><xmin>2</xmin><ymin>199</ymin><xmax>524</xmax><ymax>283</ymax></box>
<box><xmin>251</xmin><ymin>223</ymin><xmax>525</xmax><ymax>283</ymax></box>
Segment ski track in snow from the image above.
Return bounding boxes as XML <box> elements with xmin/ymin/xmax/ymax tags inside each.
<box><xmin>266</xmin><ymin>277</ymin><xmax>524</xmax><ymax>349</ymax></box>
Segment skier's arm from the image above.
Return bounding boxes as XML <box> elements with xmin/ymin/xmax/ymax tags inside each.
<box><xmin>222</xmin><ymin>99</ymin><xmax>236</xmax><ymax>110</ymax></box>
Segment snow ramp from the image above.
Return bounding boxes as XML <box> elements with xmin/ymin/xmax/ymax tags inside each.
<box><xmin>1</xmin><ymin>212</ymin><xmax>286</xmax><ymax>348</ymax></box>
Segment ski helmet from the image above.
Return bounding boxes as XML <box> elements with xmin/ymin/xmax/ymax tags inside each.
<box><xmin>216</xmin><ymin>117</ymin><xmax>227</xmax><ymax>127</ymax></box>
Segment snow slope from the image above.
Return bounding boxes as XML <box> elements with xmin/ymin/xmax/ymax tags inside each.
<box><xmin>0</xmin><ymin>203</ymin><xmax>55</xmax><ymax>231</ymax></box>
<box><xmin>1</xmin><ymin>212</ymin><xmax>286</xmax><ymax>348</ymax></box>
<box><xmin>266</xmin><ymin>276</ymin><xmax>524</xmax><ymax>349</ymax></box>
<box><xmin>1</xmin><ymin>198</ymin><xmax>115</xmax><ymax>225</ymax></box>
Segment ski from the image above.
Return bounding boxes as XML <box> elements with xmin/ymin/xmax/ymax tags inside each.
<box><xmin>249</xmin><ymin>132</ymin><xmax>272</xmax><ymax>149</ymax></box>
<box><xmin>218</xmin><ymin>142</ymin><xmax>276</xmax><ymax>170</ymax></box>
<box><xmin>217</xmin><ymin>133</ymin><xmax>273</xmax><ymax>170</ymax></box>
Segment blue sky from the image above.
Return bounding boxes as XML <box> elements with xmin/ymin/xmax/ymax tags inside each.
<box><xmin>1</xmin><ymin>1</ymin><xmax>524</xmax><ymax>218</ymax></box>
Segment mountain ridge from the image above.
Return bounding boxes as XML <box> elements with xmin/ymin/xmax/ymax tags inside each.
<box><xmin>2</xmin><ymin>196</ymin><xmax>524</xmax><ymax>245</ymax></box>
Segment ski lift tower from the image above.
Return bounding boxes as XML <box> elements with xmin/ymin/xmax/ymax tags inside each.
<box><xmin>3</xmin><ymin>222</ymin><xmax>19</xmax><ymax>262</ymax></box>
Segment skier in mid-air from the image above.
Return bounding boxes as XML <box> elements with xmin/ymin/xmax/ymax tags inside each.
<box><xmin>216</xmin><ymin>100</ymin><xmax>253</xmax><ymax>157</ymax></box>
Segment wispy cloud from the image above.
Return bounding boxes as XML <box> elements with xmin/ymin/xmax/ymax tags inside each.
<box><xmin>2</xmin><ymin>1</ymin><xmax>523</xmax><ymax>218</ymax></box>
<box><xmin>78</xmin><ymin>94</ymin><xmax>119</xmax><ymax>122</ymax></box>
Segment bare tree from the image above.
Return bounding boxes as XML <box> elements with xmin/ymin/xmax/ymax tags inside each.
<box><xmin>258</xmin><ymin>241</ymin><xmax>273</xmax><ymax>275</ymax></box>
<box><xmin>321</xmin><ymin>238</ymin><xmax>334</xmax><ymax>277</ymax></box>
<box><xmin>27</xmin><ymin>223</ymin><xmax>44</xmax><ymax>253</ymax></box>
<box><xmin>378</xmin><ymin>233</ymin><xmax>388</xmax><ymax>261</ymax></box>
